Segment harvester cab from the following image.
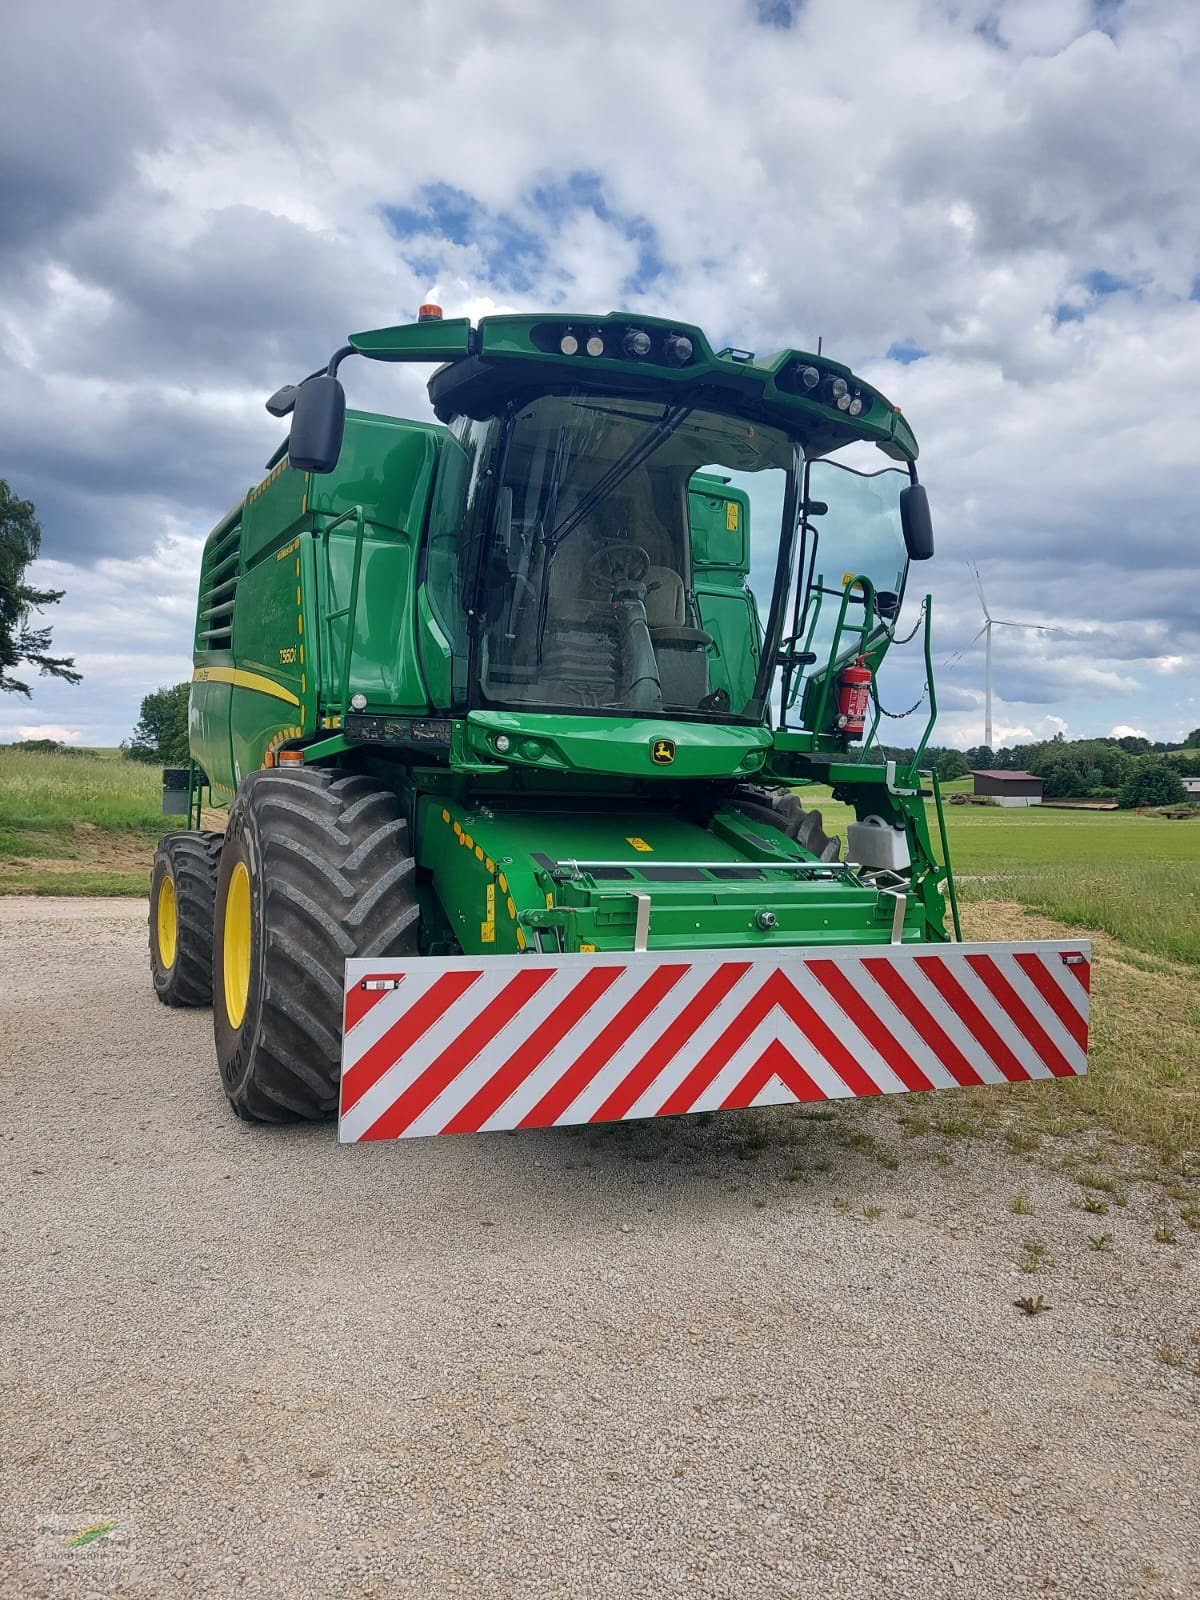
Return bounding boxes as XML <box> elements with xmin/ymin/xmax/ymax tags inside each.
<box><xmin>151</xmin><ymin>307</ymin><xmax>1090</xmax><ymax>1138</ymax></box>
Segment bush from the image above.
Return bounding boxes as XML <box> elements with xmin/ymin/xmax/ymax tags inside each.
<box><xmin>9</xmin><ymin>737</ymin><xmax>75</xmax><ymax>755</ymax></box>
<box><xmin>1119</xmin><ymin>762</ymin><xmax>1187</xmax><ymax>810</ymax></box>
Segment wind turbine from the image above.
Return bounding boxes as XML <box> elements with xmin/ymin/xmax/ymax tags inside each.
<box><xmin>969</xmin><ymin>563</ymin><xmax>1068</xmax><ymax>751</ymax></box>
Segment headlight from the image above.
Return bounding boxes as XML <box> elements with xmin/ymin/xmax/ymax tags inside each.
<box><xmin>586</xmin><ymin>334</ymin><xmax>605</xmax><ymax>357</ymax></box>
<box><xmin>830</xmin><ymin>376</ymin><xmax>848</xmax><ymax>400</ymax></box>
<box><xmin>800</xmin><ymin>365</ymin><xmax>820</xmax><ymax>389</ymax></box>
<box><xmin>623</xmin><ymin>327</ymin><xmax>652</xmax><ymax>358</ymax></box>
<box><xmin>559</xmin><ymin>333</ymin><xmax>579</xmax><ymax>355</ymax></box>
<box><xmin>664</xmin><ymin>333</ymin><xmax>693</xmax><ymax>365</ymax></box>
<box><xmin>848</xmin><ymin>395</ymin><xmax>864</xmax><ymax>417</ymax></box>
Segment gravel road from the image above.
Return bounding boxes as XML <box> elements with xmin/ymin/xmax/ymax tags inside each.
<box><xmin>1</xmin><ymin>897</ymin><xmax>1196</xmax><ymax>1599</ymax></box>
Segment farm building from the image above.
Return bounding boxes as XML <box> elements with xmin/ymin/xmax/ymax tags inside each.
<box><xmin>971</xmin><ymin>769</ymin><xmax>1044</xmax><ymax>807</ymax></box>
<box><xmin>1183</xmin><ymin>776</ymin><xmax>1200</xmax><ymax>797</ymax></box>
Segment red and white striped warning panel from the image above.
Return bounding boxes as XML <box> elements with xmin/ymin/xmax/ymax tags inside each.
<box><xmin>338</xmin><ymin>941</ymin><xmax>1090</xmax><ymax>1142</ymax></box>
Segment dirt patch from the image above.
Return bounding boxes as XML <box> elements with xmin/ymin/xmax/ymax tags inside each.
<box><xmin>0</xmin><ymin>811</ymin><xmax>226</xmax><ymax>889</ymax></box>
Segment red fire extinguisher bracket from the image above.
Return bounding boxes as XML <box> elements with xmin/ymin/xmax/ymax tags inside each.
<box><xmin>836</xmin><ymin>656</ymin><xmax>872</xmax><ymax>738</ymax></box>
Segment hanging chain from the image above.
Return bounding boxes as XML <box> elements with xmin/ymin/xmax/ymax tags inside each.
<box><xmin>872</xmin><ymin>685</ymin><xmax>929</xmax><ymax>720</ymax></box>
<box><xmin>872</xmin><ymin>598</ymin><xmax>929</xmax><ymax>717</ymax></box>
<box><xmin>888</xmin><ymin>598</ymin><xmax>927</xmax><ymax>647</ymax></box>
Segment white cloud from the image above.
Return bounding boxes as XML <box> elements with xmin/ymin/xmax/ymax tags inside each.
<box><xmin>1110</xmin><ymin>724</ymin><xmax>1150</xmax><ymax>739</ymax></box>
<box><xmin>0</xmin><ymin>723</ymin><xmax>84</xmax><ymax>744</ymax></box>
<box><xmin>2</xmin><ymin>0</ymin><xmax>1198</xmax><ymax>745</ymax></box>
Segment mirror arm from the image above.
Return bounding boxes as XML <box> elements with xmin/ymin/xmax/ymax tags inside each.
<box><xmin>326</xmin><ymin>344</ymin><xmax>358</xmax><ymax>377</ymax></box>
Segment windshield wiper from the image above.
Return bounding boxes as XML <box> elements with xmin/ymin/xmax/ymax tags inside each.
<box><xmin>543</xmin><ymin>402</ymin><xmax>693</xmax><ymax>553</ymax></box>
<box><xmin>534</xmin><ymin>402</ymin><xmax>694</xmax><ymax>663</ymax></box>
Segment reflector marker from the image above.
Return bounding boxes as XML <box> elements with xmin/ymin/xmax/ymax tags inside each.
<box><xmin>344</xmin><ymin>975</ymin><xmax>402</xmax><ymax>1033</ymax></box>
<box><xmin>441</xmin><ymin>966</ymin><xmax>625</xmax><ymax>1135</ymax></box>
<box><xmin>1014</xmin><ymin>952</ymin><xmax>1090</xmax><ymax>1053</ymax></box>
<box><xmin>359</xmin><ymin>969</ymin><xmax>556</xmax><ymax>1140</ymax></box>
<box><xmin>337</xmin><ymin>941</ymin><xmax>1092</xmax><ymax>1141</ymax></box>
<box><xmin>965</xmin><ymin>955</ymin><xmax>1076</xmax><ymax>1078</ymax></box>
<box><xmin>340</xmin><ymin>970</ymin><xmax>483</xmax><ymax>1115</ymax></box>
<box><xmin>595</xmin><ymin>963</ymin><xmax>752</xmax><ymax>1123</ymax></box>
<box><xmin>860</xmin><ymin>958</ymin><xmax>985</xmax><ymax>1088</ymax></box>
<box><xmin>520</xmin><ymin>962</ymin><xmax>690</xmax><ymax>1128</ymax></box>
<box><xmin>807</xmin><ymin>960</ymin><xmax>935</xmax><ymax>1093</ymax></box>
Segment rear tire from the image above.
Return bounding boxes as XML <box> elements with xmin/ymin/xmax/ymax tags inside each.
<box><xmin>730</xmin><ymin>787</ymin><xmax>841</xmax><ymax>862</ymax></box>
<box><xmin>212</xmin><ymin>770</ymin><xmax>419</xmax><ymax>1123</ymax></box>
<box><xmin>149</xmin><ymin>832</ymin><xmax>223</xmax><ymax>1006</ymax></box>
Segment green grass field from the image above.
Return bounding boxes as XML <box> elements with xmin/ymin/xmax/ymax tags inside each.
<box><xmin>0</xmin><ymin>747</ymin><xmax>163</xmax><ymax>894</ymax></box>
<box><xmin>807</xmin><ymin>788</ymin><xmax>1200</xmax><ymax>966</ymax></box>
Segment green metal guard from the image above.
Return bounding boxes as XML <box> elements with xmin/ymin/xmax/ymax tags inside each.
<box><xmin>186</xmin><ymin>758</ymin><xmax>210</xmax><ymax>833</ymax></box>
<box><xmin>319</xmin><ymin>505</ymin><xmax>367</xmax><ymax>723</ymax></box>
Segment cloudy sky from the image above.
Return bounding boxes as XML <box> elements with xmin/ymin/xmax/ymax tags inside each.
<box><xmin>2</xmin><ymin>0</ymin><xmax>1197</xmax><ymax>750</ymax></box>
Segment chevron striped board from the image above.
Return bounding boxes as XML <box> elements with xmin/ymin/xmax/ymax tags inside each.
<box><xmin>337</xmin><ymin>941</ymin><xmax>1090</xmax><ymax>1142</ymax></box>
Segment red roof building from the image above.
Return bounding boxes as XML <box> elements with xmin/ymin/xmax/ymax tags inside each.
<box><xmin>970</xmin><ymin>769</ymin><xmax>1043</xmax><ymax>806</ymax></box>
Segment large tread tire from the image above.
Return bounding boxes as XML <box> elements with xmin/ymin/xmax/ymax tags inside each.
<box><xmin>149</xmin><ymin>831</ymin><xmax>223</xmax><ymax>1006</ymax></box>
<box><xmin>730</xmin><ymin>787</ymin><xmax>841</xmax><ymax>863</ymax></box>
<box><xmin>212</xmin><ymin>769</ymin><xmax>419</xmax><ymax>1123</ymax></box>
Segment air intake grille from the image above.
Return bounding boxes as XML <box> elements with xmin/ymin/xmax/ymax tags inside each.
<box><xmin>195</xmin><ymin>520</ymin><xmax>240</xmax><ymax>649</ymax></box>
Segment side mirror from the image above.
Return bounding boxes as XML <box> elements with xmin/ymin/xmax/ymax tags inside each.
<box><xmin>287</xmin><ymin>374</ymin><xmax>346</xmax><ymax>474</ymax></box>
<box><xmin>900</xmin><ymin>483</ymin><xmax>934</xmax><ymax>561</ymax></box>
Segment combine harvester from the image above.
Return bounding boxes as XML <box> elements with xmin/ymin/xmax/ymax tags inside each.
<box><xmin>149</xmin><ymin>309</ymin><xmax>1090</xmax><ymax>1139</ymax></box>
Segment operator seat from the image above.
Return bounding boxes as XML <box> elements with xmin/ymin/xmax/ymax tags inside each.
<box><xmin>643</xmin><ymin>565</ymin><xmax>712</xmax><ymax>707</ymax></box>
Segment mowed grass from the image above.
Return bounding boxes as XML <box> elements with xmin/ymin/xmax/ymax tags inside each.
<box><xmin>805</xmin><ymin>788</ymin><xmax>1200</xmax><ymax>966</ymax></box>
<box><xmin>0</xmin><ymin>747</ymin><xmax>164</xmax><ymax>895</ymax></box>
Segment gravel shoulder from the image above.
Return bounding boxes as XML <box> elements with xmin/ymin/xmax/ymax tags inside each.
<box><xmin>1</xmin><ymin>897</ymin><xmax>1196</xmax><ymax>1599</ymax></box>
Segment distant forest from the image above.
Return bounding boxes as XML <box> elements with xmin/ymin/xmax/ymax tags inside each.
<box><xmin>869</xmin><ymin>730</ymin><xmax>1200</xmax><ymax>803</ymax></box>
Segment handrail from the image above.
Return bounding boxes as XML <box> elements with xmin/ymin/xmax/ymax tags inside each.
<box><xmin>319</xmin><ymin>504</ymin><xmax>367</xmax><ymax>723</ymax></box>
<box><xmin>930</xmin><ymin>769</ymin><xmax>962</xmax><ymax>941</ymax></box>
<box><xmin>909</xmin><ymin>594</ymin><xmax>938</xmax><ymax>775</ymax></box>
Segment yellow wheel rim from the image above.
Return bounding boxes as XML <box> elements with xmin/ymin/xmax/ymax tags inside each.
<box><xmin>223</xmin><ymin>860</ymin><xmax>252</xmax><ymax>1029</ymax></box>
<box><xmin>156</xmin><ymin>872</ymin><xmax>178</xmax><ymax>969</ymax></box>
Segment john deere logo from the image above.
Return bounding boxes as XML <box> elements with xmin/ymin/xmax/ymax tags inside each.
<box><xmin>651</xmin><ymin>738</ymin><xmax>676</xmax><ymax>765</ymax></box>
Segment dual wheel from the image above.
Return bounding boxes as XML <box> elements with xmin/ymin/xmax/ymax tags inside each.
<box><xmin>149</xmin><ymin>771</ymin><xmax>419</xmax><ymax>1121</ymax></box>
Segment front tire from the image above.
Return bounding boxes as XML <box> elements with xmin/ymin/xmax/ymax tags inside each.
<box><xmin>730</xmin><ymin>787</ymin><xmax>841</xmax><ymax>862</ymax></box>
<box><xmin>212</xmin><ymin>770</ymin><xmax>419</xmax><ymax>1122</ymax></box>
<box><xmin>149</xmin><ymin>832</ymin><xmax>223</xmax><ymax>1006</ymax></box>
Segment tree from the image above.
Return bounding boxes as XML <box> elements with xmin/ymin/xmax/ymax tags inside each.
<box><xmin>933</xmin><ymin>748</ymin><xmax>969</xmax><ymax>781</ymax></box>
<box><xmin>0</xmin><ymin>479</ymin><xmax>81</xmax><ymax>696</ymax></box>
<box><xmin>126</xmin><ymin>682</ymin><xmax>191</xmax><ymax>765</ymax></box>
<box><xmin>1119</xmin><ymin>762</ymin><xmax>1187</xmax><ymax>810</ymax></box>
<box><xmin>1036</xmin><ymin>754</ymin><xmax>1090</xmax><ymax>798</ymax></box>
<box><xmin>1186</xmin><ymin>728</ymin><xmax>1200</xmax><ymax>750</ymax></box>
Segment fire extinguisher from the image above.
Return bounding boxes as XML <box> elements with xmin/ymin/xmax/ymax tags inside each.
<box><xmin>836</xmin><ymin>656</ymin><xmax>872</xmax><ymax>739</ymax></box>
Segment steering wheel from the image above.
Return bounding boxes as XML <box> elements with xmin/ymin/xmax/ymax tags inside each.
<box><xmin>584</xmin><ymin>542</ymin><xmax>651</xmax><ymax>592</ymax></box>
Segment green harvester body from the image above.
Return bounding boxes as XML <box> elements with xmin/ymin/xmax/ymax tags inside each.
<box><xmin>188</xmin><ymin>310</ymin><xmax>957</xmax><ymax>960</ymax></box>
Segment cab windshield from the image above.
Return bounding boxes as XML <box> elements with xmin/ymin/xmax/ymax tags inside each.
<box><xmin>475</xmin><ymin>393</ymin><xmax>796</xmax><ymax>720</ymax></box>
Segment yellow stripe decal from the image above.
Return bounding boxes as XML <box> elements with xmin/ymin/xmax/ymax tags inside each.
<box><xmin>192</xmin><ymin>666</ymin><xmax>300</xmax><ymax>706</ymax></box>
